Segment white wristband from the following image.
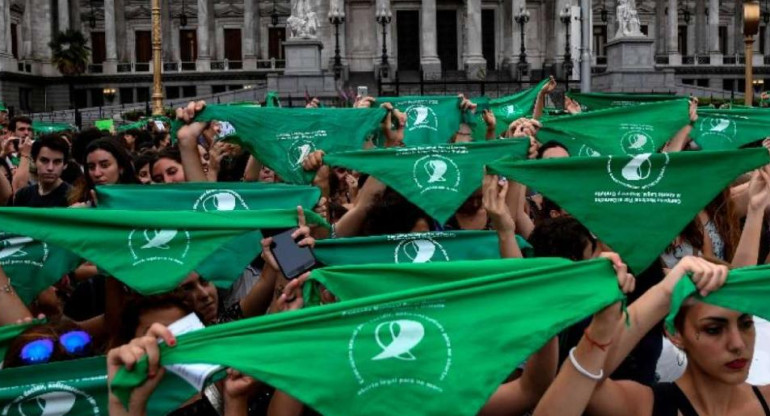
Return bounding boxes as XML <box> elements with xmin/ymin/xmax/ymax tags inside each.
<box><xmin>568</xmin><ymin>347</ymin><xmax>604</xmax><ymax>381</ymax></box>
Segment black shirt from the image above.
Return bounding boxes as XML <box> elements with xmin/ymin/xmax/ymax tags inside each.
<box><xmin>9</xmin><ymin>182</ymin><xmax>71</xmax><ymax>207</ymax></box>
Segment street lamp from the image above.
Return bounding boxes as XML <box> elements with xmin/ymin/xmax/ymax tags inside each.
<box><xmin>89</xmin><ymin>0</ymin><xmax>97</xmax><ymax>29</ymax></box>
<box><xmin>763</xmin><ymin>0</ymin><xmax>770</xmax><ymax>23</ymax></box>
<box><xmin>179</xmin><ymin>0</ymin><xmax>188</xmax><ymax>27</ymax></box>
<box><xmin>328</xmin><ymin>2</ymin><xmax>345</xmax><ymax>80</ymax></box>
<box><xmin>600</xmin><ymin>0</ymin><xmax>608</xmax><ymax>23</ymax></box>
<box><xmin>560</xmin><ymin>6</ymin><xmax>573</xmax><ymax>79</ymax></box>
<box><xmin>103</xmin><ymin>88</ymin><xmax>116</xmax><ymax>103</ymax></box>
<box><xmin>681</xmin><ymin>4</ymin><xmax>691</xmax><ymax>24</ymax></box>
<box><xmin>375</xmin><ymin>0</ymin><xmax>392</xmax><ymax>79</ymax></box>
<box><xmin>514</xmin><ymin>6</ymin><xmax>530</xmax><ymax>76</ymax></box>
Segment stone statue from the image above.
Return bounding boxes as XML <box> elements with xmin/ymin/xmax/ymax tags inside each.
<box><xmin>287</xmin><ymin>0</ymin><xmax>319</xmax><ymax>39</ymax></box>
<box><xmin>615</xmin><ymin>0</ymin><xmax>643</xmax><ymax>38</ymax></box>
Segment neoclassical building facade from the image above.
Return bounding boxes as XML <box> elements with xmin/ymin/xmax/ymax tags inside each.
<box><xmin>0</xmin><ymin>0</ymin><xmax>765</xmax><ymax>111</ymax></box>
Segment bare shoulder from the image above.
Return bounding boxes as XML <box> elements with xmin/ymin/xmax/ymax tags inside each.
<box><xmin>589</xmin><ymin>379</ymin><xmax>654</xmax><ymax>416</ymax></box>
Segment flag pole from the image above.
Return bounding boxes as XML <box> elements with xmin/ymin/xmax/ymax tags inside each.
<box><xmin>580</xmin><ymin>0</ymin><xmax>592</xmax><ymax>92</ymax></box>
<box><xmin>744</xmin><ymin>0</ymin><xmax>760</xmax><ymax>107</ymax></box>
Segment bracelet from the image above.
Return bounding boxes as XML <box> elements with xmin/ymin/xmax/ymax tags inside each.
<box><xmin>568</xmin><ymin>347</ymin><xmax>604</xmax><ymax>381</ymax></box>
<box><xmin>583</xmin><ymin>327</ymin><xmax>613</xmax><ymax>351</ymax></box>
<box><xmin>1</xmin><ymin>278</ymin><xmax>12</xmax><ymax>294</ymax></box>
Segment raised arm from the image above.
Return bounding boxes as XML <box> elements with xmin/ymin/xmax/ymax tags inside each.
<box><xmin>483</xmin><ymin>175</ymin><xmax>522</xmax><ymax>258</ymax></box>
<box><xmin>175</xmin><ymin>101</ymin><xmax>210</xmax><ymax>183</ymax></box>
<box><xmin>0</xmin><ymin>265</ymin><xmax>32</xmax><ymax>325</ymax></box>
<box><xmin>11</xmin><ymin>137</ymin><xmax>32</xmax><ymax>191</ymax></box>
<box><xmin>532</xmin><ymin>77</ymin><xmax>556</xmax><ymax>120</ymax></box>
<box><xmin>0</xmin><ymin>166</ymin><xmax>11</xmax><ymax>205</ymax></box>
<box><xmin>662</xmin><ymin>97</ymin><xmax>697</xmax><ymax>153</ymax></box>
<box><xmin>731</xmin><ymin>166</ymin><xmax>770</xmax><ymax>267</ymax></box>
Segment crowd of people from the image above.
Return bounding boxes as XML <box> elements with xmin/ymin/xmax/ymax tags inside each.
<box><xmin>1</xmin><ymin>78</ymin><xmax>770</xmax><ymax>416</ymax></box>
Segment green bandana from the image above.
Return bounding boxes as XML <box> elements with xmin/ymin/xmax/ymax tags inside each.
<box><xmin>314</xmin><ymin>231</ymin><xmax>502</xmax><ymax>267</ymax></box>
<box><xmin>374</xmin><ymin>96</ymin><xmax>462</xmax><ymax>146</ymax></box>
<box><xmin>265</xmin><ymin>92</ymin><xmax>280</xmax><ymax>107</ymax></box>
<box><xmin>112</xmin><ymin>258</ymin><xmax>624</xmax><ymax>415</ymax></box>
<box><xmin>175</xmin><ymin>105</ymin><xmax>386</xmax><ymax>184</ymax></box>
<box><xmin>537</xmin><ymin>99</ymin><xmax>690</xmax><ymax>157</ymax></box>
<box><xmin>96</xmin><ymin>182</ymin><xmax>320</xmax><ymax>292</ymax></box>
<box><xmin>0</xmin><ymin>319</ymin><xmax>46</xmax><ymax>364</ymax></box>
<box><xmin>0</xmin><ymin>208</ymin><xmax>327</xmax><ymax>294</ymax></box>
<box><xmin>468</xmin><ymin>80</ymin><xmax>549</xmax><ymax>141</ymax></box>
<box><xmin>691</xmin><ymin>108</ymin><xmax>770</xmax><ymax>150</ymax></box>
<box><xmin>0</xmin><ymin>356</ymin><xmax>197</xmax><ymax>416</ymax></box>
<box><xmin>93</xmin><ymin>119</ymin><xmax>114</xmax><ymax>132</ymax></box>
<box><xmin>31</xmin><ymin>121</ymin><xmax>76</xmax><ymax>136</ymax></box>
<box><xmin>665</xmin><ymin>264</ymin><xmax>770</xmax><ymax>334</ymax></box>
<box><xmin>116</xmin><ymin>120</ymin><xmax>148</xmax><ymax>132</ymax></box>
<box><xmin>0</xmin><ymin>233</ymin><xmax>82</xmax><ymax>304</ymax></box>
<box><xmin>324</xmin><ymin>140</ymin><xmax>530</xmax><ymax>224</ymax></box>
<box><xmin>488</xmin><ymin>148</ymin><xmax>770</xmax><ymax>273</ymax></box>
<box><xmin>565</xmin><ymin>91</ymin><xmax>680</xmax><ymax>111</ymax></box>
<box><xmin>305</xmin><ymin>258</ymin><xmax>571</xmax><ymax>303</ymax></box>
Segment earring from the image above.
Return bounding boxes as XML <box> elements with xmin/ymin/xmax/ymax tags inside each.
<box><xmin>676</xmin><ymin>348</ymin><xmax>686</xmax><ymax>367</ymax></box>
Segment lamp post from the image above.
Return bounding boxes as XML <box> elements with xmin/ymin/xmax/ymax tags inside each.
<box><xmin>514</xmin><ymin>6</ymin><xmax>530</xmax><ymax>76</ymax></box>
<box><xmin>328</xmin><ymin>2</ymin><xmax>345</xmax><ymax>80</ymax></box>
<box><xmin>89</xmin><ymin>0</ymin><xmax>97</xmax><ymax>29</ymax></box>
<box><xmin>560</xmin><ymin>6</ymin><xmax>573</xmax><ymax>80</ymax></box>
<box><xmin>763</xmin><ymin>0</ymin><xmax>770</xmax><ymax>23</ymax></box>
<box><xmin>745</xmin><ymin>0</ymin><xmax>761</xmax><ymax>106</ymax></box>
<box><xmin>151</xmin><ymin>0</ymin><xmax>163</xmax><ymax>115</ymax></box>
<box><xmin>600</xmin><ymin>0</ymin><xmax>608</xmax><ymax>23</ymax></box>
<box><xmin>179</xmin><ymin>0</ymin><xmax>188</xmax><ymax>27</ymax></box>
<box><xmin>375</xmin><ymin>2</ymin><xmax>392</xmax><ymax>68</ymax></box>
<box><xmin>271</xmin><ymin>0</ymin><xmax>279</xmax><ymax>26</ymax></box>
<box><xmin>103</xmin><ymin>88</ymin><xmax>116</xmax><ymax>103</ymax></box>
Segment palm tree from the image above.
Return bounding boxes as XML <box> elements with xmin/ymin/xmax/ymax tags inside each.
<box><xmin>49</xmin><ymin>29</ymin><xmax>91</xmax><ymax>110</ymax></box>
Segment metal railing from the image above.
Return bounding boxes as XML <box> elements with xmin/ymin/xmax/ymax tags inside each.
<box><xmin>87</xmin><ymin>64</ymin><xmax>103</xmax><ymax>74</ymax></box>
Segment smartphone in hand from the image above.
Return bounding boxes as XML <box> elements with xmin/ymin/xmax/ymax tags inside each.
<box><xmin>269</xmin><ymin>227</ymin><xmax>317</xmax><ymax>280</ymax></box>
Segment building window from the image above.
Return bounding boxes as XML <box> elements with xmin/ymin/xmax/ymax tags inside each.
<box><xmin>19</xmin><ymin>88</ymin><xmax>31</xmax><ymax>111</ymax></box>
<box><xmin>761</xmin><ymin>26</ymin><xmax>767</xmax><ymax>55</ymax></box>
<box><xmin>593</xmin><ymin>25</ymin><xmax>608</xmax><ymax>57</ymax></box>
<box><xmin>640</xmin><ymin>25</ymin><xmax>648</xmax><ymax>36</ymax></box>
<box><xmin>182</xmin><ymin>86</ymin><xmax>197</xmax><ymax>98</ymax></box>
<box><xmin>11</xmin><ymin>23</ymin><xmax>17</xmax><ymax>59</ymax></box>
<box><xmin>696</xmin><ymin>79</ymin><xmax>709</xmax><ymax>88</ymax></box>
<box><xmin>719</xmin><ymin>26</ymin><xmax>728</xmax><ymax>55</ymax></box>
<box><xmin>91</xmin><ymin>89</ymin><xmax>104</xmax><ymax>107</ymax></box>
<box><xmin>135</xmin><ymin>31</ymin><xmax>152</xmax><ymax>63</ymax></box>
<box><xmin>682</xmin><ymin>79</ymin><xmax>694</xmax><ymax>85</ymax></box>
<box><xmin>723</xmin><ymin>79</ymin><xmax>734</xmax><ymax>91</ymax></box>
<box><xmin>678</xmin><ymin>26</ymin><xmax>688</xmax><ymax>56</ymax></box>
<box><xmin>268</xmin><ymin>28</ymin><xmax>286</xmax><ymax>60</ymax></box>
<box><xmin>180</xmin><ymin>30</ymin><xmax>197</xmax><ymax>63</ymax></box>
<box><xmin>229</xmin><ymin>85</ymin><xmax>243</xmax><ymax>91</ymax></box>
<box><xmin>91</xmin><ymin>32</ymin><xmax>106</xmax><ymax>64</ymax></box>
<box><xmin>74</xmin><ymin>89</ymin><xmax>88</xmax><ymax>109</ymax></box>
<box><xmin>120</xmin><ymin>88</ymin><xmax>134</xmax><ymax>104</ymax></box>
<box><xmin>166</xmin><ymin>86</ymin><xmax>180</xmax><ymax>100</ymax></box>
<box><xmin>136</xmin><ymin>87</ymin><xmax>150</xmax><ymax>103</ymax></box>
<box><xmin>212</xmin><ymin>85</ymin><xmax>227</xmax><ymax>94</ymax></box>
<box><xmin>224</xmin><ymin>29</ymin><xmax>242</xmax><ymax>68</ymax></box>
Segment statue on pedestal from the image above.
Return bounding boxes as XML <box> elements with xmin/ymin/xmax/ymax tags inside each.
<box><xmin>287</xmin><ymin>0</ymin><xmax>319</xmax><ymax>39</ymax></box>
<box><xmin>615</xmin><ymin>0</ymin><xmax>643</xmax><ymax>38</ymax></box>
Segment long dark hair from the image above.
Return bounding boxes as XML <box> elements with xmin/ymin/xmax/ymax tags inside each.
<box><xmin>68</xmin><ymin>138</ymin><xmax>138</xmax><ymax>204</ymax></box>
<box><xmin>674</xmin><ymin>189</ymin><xmax>740</xmax><ymax>261</ymax></box>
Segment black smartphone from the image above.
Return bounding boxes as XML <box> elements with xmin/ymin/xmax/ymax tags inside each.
<box><xmin>269</xmin><ymin>227</ymin><xmax>317</xmax><ymax>280</ymax></box>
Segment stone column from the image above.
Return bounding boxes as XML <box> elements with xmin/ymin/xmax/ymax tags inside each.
<box><xmin>196</xmin><ymin>0</ymin><xmax>211</xmax><ymax>70</ymax></box>
<box><xmin>765</xmin><ymin>23</ymin><xmax>770</xmax><ymax>55</ymax></box>
<box><xmin>104</xmin><ymin>0</ymin><xmax>118</xmax><ymax>72</ymax></box>
<box><xmin>694</xmin><ymin>0</ymin><xmax>706</xmax><ymax>54</ymax></box>
<box><xmin>666</xmin><ymin>0</ymin><xmax>679</xmax><ymax>63</ymax></box>
<box><xmin>463</xmin><ymin>0</ymin><xmax>486</xmax><ymax>79</ymax></box>
<box><xmin>420</xmin><ymin>0</ymin><xmax>441</xmax><ymax>79</ymax></box>
<box><xmin>161</xmin><ymin>0</ymin><xmax>173</xmax><ymax>62</ymax></box>
<box><xmin>243</xmin><ymin>0</ymin><xmax>258</xmax><ymax>69</ymax></box>
<box><xmin>114</xmin><ymin>0</ymin><xmax>127</xmax><ymax>61</ymax></box>
<box><xmin>502</xmin><ymin>0</ymin><xmax>514</xmax><ymax>73</ymax></box>
<box><xmin>655</xmin><ymin>0</ymin><xmax>666</xmax><ymax>55</ymax></box>
<box><xmin>21</xmin><ymin>0</ymin><xmax>30</xmax><ymax>58</ymax></box>
<box><xmin>69</xmin><ymin>0</ymin><xmax>79</xmax><ymax>31</ymax></box>
<box><xmin>0</xmin><ymin>0</ymin><xmax>9</xmax><ymax>55</ymax></box>
<box><xmin>707</xmin><ymin>0</ymin><xmax>720</xmax><ymax>64</ymax></box>
<box><xmin>31</xmin><ymin>0</ymin><xmax>51</xmax><ymax>60</ymax></box>
<box><xmin>57</xmin><ymin>0</ymin><xmax>69</xmax><ymax>32</ymax></box>
<box><xmin>733</xmin><ymin>5</ymin><xmax>742</xmax><ymax>57</ymax></box>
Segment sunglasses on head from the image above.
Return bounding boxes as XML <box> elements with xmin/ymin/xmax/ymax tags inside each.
<box><xmin>20</xmin><ymin>330</ymin><xmax>92</xmax><ymax>365</ymax></box>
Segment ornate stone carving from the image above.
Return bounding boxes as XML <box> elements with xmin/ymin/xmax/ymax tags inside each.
<box><xmin>615</xmin><ymin>0</ymin><xmax>643</xmax><ymax>38</ymax></box>
<box><xmin>287</xmin><ymin>0</ymin><xmax>318</xmax><ymax>39</ymax></box>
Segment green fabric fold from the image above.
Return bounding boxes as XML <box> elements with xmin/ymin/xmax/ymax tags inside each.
<box><xmin>374</xmin><ymin>96</ymin><xmax>462</xmax><ymax>146</ymax></box>
<box><xmin>691</xmin><ymin>107</ymin><xmax>770</xmax><ymax>150</ymax></box>
<box><xmin>565</xmin><ymin>91</ymin><xmax>680</xmax><ymax>111</ymax></box>
<box><xmin>112</xmin><ymin>258</ymin><xmax>624</xmax><ymax>416</ymax></box>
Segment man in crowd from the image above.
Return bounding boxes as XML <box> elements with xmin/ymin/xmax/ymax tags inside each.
<box><xmin>8</xmin><ymin>134</ymin><xmax>70</xmax><ymax>207</ymax></box>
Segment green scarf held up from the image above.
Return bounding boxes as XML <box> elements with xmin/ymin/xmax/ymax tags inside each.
<box><xmin>314</xmin><ymin>230</ymin><xmax>526</xmax><ymax>267</ymax></box>
<box><xmin>0</xmin><ymin>233</ymin><xmax>82</xmax><ymax>305</ymax></box>
<box><xmin>537</xmin><ymin>99</ymin><xmax>690</xmax><ymax>157</ymax></box>
<box><xmin>96</xmin><ymin>182</ymin><xmax>320</xmax><ymax>292</ymax></box>
<box><xmin>305</xmin><ymin>258</ymin><xmax>571</xmax><ymax>304</ymax></box>
<box><xmin>488</xmin><ymin>148</ymin><xmax>770</xmax><ymax>274</ymax></box>
<box><xmin>565</xmin><ymin>91</ymin><xmax>680</xmax><ymax>111</ymax></box>
<box><xmin>173</xmin><ymin>105</ymin><xmax>386</xmax><ymax>184</ymax></box>
<box><xmin>0</xmin><ymin>356</ymin><xmax>198</xmax><ymax>416</ymax></box>
<box><xmin>324</xmin><ymin>139</ymin><xmax>530</xmax><ymax>224</ymax></box>
<box><xmin>691</xmin><ymin>107</ymin><xmax>770</xmax><ymax>150</ymax></box>
<box><xmin>111</xmin><ymin>258</ymin><xmax>625</xmax><ymax>416</ymax></box>
<box><xmin>469</xmin><ymin>79</ymin><xmax>549</xmax><ymax>141</ymax></box>
<box><xmin>666</xmin><ymin>264</ymin><xmax>770</xmax><ymax>334</ymax></box>
<box><xmin>374</xmin><ymin>96</ymin><xmax>463</xmax><ymax>146</ymax></box>
<box><xmin>0</xmin><ymin>208</ymin><xmax>327</xmax><ymax>295</ymax></box>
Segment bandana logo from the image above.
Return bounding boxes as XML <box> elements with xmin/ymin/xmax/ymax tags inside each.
<box><xmin>288</xmin><ymin>140</ymin><xmax>316</xmax><ymax>170</ymax></box>
<box><xmin>413</xmin><ymin>155</ymin><xmax>461</xmax><ymax>193</ymax></box>
<box><xmin>192</xmin><ymin>190</ymin><xmax>249</xmax><ymax>212</ymax></box>
<box><xmin>620</xmin><ymin>130</ymin><xmax>656</xmax><ymax>155</ymax></box>
<box><xmin>698</xmin><ymin>117</ymin><xmax>737</xmax><ymax>143</ymax></box>
<box><xmin>348</xmin><ymin>311</ymin><xmax>451</xmax><ymax>396</ymax></box>
<box><xmin>128</xmin><ymin>229</ymin><xmax>191</xmax><ymax>266</ymax></box>
<box><xmin>607</xmin><ymin>152</ymin><xmax>669</xmax><ymax>190</ymax></box>
<box><xmin>504</xmin><ymin>104</ymin><xmax>517</xmax><ymax>117</ymax></box>
<box><xmin>394</xmin><ymin>238</ymin><xmax>450</xmax><ymax>264</ymax></box>
<box><xmin>405</xmin><ymin>105</ymin><xmax>438</xmax><ymax>132</ymax></box>
<box><xmin>2</xmin><ymin>382</ymin><xmax>101</xmax><ymax>416</ymax></box>
<box><xmin>216</xmin><ymin>121</ymin><xmax>237</xmax><ymax>139</ymax></box>
<box><xmin>578</xmin><ymin>144</ymin><xmax>601</xmax><ymax>157</ymax></box>
<box><xmin>0</xmin><ymin>235</ymin><xmax>48</xmax><ymax>269</ymax></box>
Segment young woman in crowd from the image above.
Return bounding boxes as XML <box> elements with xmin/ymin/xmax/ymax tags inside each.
<box><xmin>68</xmin><ymin>137</ymin><xmax>138</xmax><ymax>206</ymax></box>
